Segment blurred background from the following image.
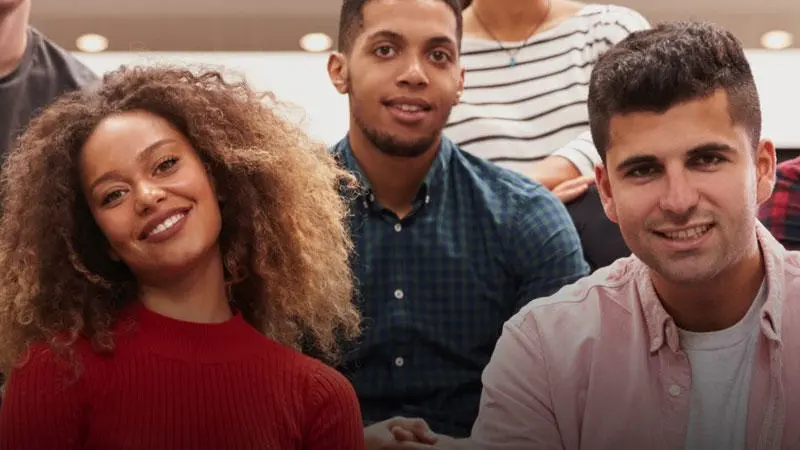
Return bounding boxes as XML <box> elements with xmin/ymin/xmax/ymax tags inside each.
<box><xmin>28</xmin><ymin>0</ymin><xmax>800</xmax><ymax>154</ymax></box>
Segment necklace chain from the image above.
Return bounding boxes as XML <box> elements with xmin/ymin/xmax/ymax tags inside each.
<box><xmin>472</xmin><ymin>0</ymin><xmax>553</xmax><ymax>67</ymax></box>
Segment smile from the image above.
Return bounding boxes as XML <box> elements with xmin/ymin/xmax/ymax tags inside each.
<box><xmin>393</xmin><ymin>104</ymin><xmax>427</xmax><ymax>112</ymax></box>
<box><xmin>147</xmin><ymin>213</ymin><xmax>185</xmax><ymax>238</ymax></box>
<box><xmin>654</xmin><ymin>224</ymin><xmax>714</xmax><ymax>241</ymax></box>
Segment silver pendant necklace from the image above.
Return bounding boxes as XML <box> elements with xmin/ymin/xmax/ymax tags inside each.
<box><xmin>472</xmin><ymin>0</ymin><xmax>553</xmax><ymax>67</ymax></box>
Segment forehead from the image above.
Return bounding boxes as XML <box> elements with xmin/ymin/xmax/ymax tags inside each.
<box><xmin>606</xmin><ymin>90</ymin><xmax>749</xmax><ymax>163</ymax></box>
<box><xmin>357</xmin><ymin>0</ymin><xmax>458</xmax><ymax>44</ymax></box>
<box><xmin>84</xmin><ymin>111</ymin><xmax>182</xmax><ymax>154</ymax></box>
<box><xmin>81</xmin><ymin>111</ymin><xmax>187</xmax><ymax>172</ymax></box>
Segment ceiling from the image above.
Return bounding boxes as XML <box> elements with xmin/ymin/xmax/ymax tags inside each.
<box><xmin>29</xmin><ymin>0</ymin><xmax>800</xmax><ymax>52</ymax></box>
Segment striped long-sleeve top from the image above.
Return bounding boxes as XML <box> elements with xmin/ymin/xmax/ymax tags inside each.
<box><xmin>445</xmin><ymin>4</ymin><xmax>650</xmax><ymax>176</ymax></box>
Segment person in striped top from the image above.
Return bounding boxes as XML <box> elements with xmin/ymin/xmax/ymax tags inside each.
<box><xmin>449</xmin><ymin>0</ymin><xmax>650</xmax><ymax>270</ymax></box>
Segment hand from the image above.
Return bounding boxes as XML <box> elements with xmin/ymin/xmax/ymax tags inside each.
<box><xmin>364</xmin><ymin>417</ymin><xmax>438</xmax><ymax>450</ymax></box>
<box><xmin>551</xmin><ymin>175</ymin><xmax>595</xmax><ymax>203</ymax></box>
<box><xmin>393</xmin><ymin>433</ymin><xmax>473</xmax><ymax>450</ymax></box>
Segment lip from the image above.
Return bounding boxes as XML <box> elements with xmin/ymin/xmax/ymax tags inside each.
<box><xmin>652</xmin><ymin>223</ymin><xmax>715</xmax><ymax>252</ymax></box>
<box><xmin>383</xmin><ymin>96</ymin><xmax>433</xmax><ymax>125</ymax></box>
<box><xmin>138</xmin><ymin>206</ymin><xmax>192</xmax><ymax>242</ymax></box>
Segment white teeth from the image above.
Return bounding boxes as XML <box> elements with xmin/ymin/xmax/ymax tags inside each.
<box><xmin>396</xmin><ymin>104</ymin><xmax>423</xmax><ymax>112</ymax></box>
<box><xmin>148</xmin><ymin>213</ymin><xmax>185</xmax><ymax>237</ymax></box>
<box><xmin>663</xmin><ymin>225</ymin><xmax>712</xmax><ymax>241</ymax></box>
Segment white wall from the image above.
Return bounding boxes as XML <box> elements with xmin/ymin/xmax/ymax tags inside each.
<box><xmin>73</xmin><ymin>50</ymin><xmax>800</xmax><ymax>148</ymax></box>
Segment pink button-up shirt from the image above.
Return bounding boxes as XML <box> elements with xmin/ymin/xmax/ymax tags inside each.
<box><xmin>471</xmin><ymin>224</ymin><xmax>800</xmax><ymax>450</ymax></box>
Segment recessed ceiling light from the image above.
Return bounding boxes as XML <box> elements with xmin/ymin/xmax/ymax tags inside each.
<box><xmin>761</xmin><ymin>30</ymin><xmax>793</xmax><ymax>50</ymax></box>
<box><xmin>76</xmin><ymin>33</ymin><xmax>109</xmax><ymax>53</ymax></box>
<box><xmin>299</xmin><ymin>33</ymin><xmax>333</xmax><ymax>52</ymax></box>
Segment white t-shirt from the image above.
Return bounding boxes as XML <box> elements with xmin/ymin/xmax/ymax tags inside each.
<box><xmin>677</xmin><ymin>281</ymin><xmax>767</xmax><ymax>450</ymax></box>
<box><xmin>445</xmin><ymin>5</ymin><xmax>650</xmax><ymax>176</ymax></box>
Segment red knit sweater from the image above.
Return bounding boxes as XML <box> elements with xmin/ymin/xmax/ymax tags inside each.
<box><xmin>0</xmin><ymin>303</ymin><xmax>364</xmax><ymax>450</ymax></box>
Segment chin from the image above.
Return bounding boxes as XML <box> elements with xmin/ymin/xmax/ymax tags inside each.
<box><xmin>136</xmin><ymin>243</ymin><xmax>220</xmax><ymax>284</ymax></box>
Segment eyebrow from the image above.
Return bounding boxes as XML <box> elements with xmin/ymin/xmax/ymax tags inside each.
<box><xmin>614</xmin><ymin>142</ymin><xmax>736</xmax><ymax>174</ymax></box>
<box><xmin>88</xmin><ymin>138</ymin><xmax>176</xmax><ymax>193</ymax></box>
<box><xmin>366</xmin><ymin>29</ymin><xmax>457</xmax><ymax>49</ymax></box>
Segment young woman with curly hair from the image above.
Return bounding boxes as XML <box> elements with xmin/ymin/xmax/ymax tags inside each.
<box><xmin>0</xmin><ymin>66</ymin><xmax>364</xmax><ymax>450</ymax></box>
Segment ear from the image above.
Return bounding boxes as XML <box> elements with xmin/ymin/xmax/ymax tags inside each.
<box><xmin>328</xmin><ymin>52</ymin><xmax>350</xmax><ymax>94</ymax></box>
<box><xmin>754</xmin><ymin>138</ymin><xmax>777</xmax><ymax>205</ymax></box>
<box><xmin>454</xmin><ymin>66</ymin><xmax>465</xmax><ymax>105</ymax></box>
<box><xmin>595</xmin><ymin>163</ymin><xmax>619</xmax><ymax>224</ymax></box>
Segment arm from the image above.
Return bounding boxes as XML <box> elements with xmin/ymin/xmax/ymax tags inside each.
<box><xmin>506</xmin><ymin>188</ymin><xmax>589</xmax><ymax>312</ymax></box>
<box><xmin>303</xmin><ymin>365</ymin><xmax>366</xmax><ymax>450</ymax></box>
<box><xmin>470</xmin><ymin>316</ymin><xmax>565</xmax><ymax>450</ymax></box>
<box><xmin>517</xmin><ymin>155</ymin><xmax>582</xmax><ymax>191</ymax></box>
<box><xmin>0</xmin><ymin>346</ymin><xmax>86</xmax><ymax>449</ymax></box>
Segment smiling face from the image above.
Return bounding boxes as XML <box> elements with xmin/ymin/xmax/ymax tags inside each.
<box><xmin>328</xmin><ymin>0</ymin><xmax>464</xmax><ymax>158</ymax></box>
<box><xmin>79</xmin><ymin>110</ymin><xmax>222</xmax><ymax>284</ymax></box>
<box><xmin>596</xmin><ymin>89</ymin><xmax>776</xmax><ymax>285</ymax></box>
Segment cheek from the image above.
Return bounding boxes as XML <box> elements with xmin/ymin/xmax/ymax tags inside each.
<box><xmin>614</xmin><ymin>190</ymin><xmax>656</xmax><ymax>230</ymax></box>
<box><xmin>91</xmin><ymin>209</ymin><xmax>133</xmax><ymax>250</ymax></box>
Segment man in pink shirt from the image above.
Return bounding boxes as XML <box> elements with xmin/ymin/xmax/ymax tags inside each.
<box><xmin>470</xmin><ymin>21</ymin><xmax>800</xmax><ymax>450</ymax></box>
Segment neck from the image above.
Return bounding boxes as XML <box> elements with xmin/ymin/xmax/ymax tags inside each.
<box><xmin>347</xmin><ymin>127</ymin><xmax>440</xmax><ymax>218</ymax></box>
<box><xmin>138</xmin><ymin>245</ymin><xmax>232</xmax><ymax>324</ymax></box>
<box><xmin>0</xmin><ymin>1</ymin><xmax>29</xmax><ymax>78</ymax></box>
<box><xmin>467</xmin><ymin>0</ymin><xmax>552</xmax><ymax>39</ymax></box>
<box><xmin>651</xmin><ymin>236</ymin><xmax>765</xmax><ymax>332</ymax></box>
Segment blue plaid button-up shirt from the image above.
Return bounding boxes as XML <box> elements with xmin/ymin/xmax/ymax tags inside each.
<box><xmin>333</xmin><ymin>136</ymin><xmax>589</xmax><ymax>437</ymax></box>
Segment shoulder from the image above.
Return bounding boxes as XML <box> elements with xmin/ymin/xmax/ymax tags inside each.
<box><xmin>509</xmin><ymin>256</ymin><xmax>643</xmax><ymax>340</ymax></box>
<box><xmin>29</xmin><ymin>28</ymin><xmax>99</xmax><ymax>89</ymax></box>
<box><xmin>300</xmin><ymin>357</ymin><xmax>358</xmax><ymax>400</ymax></box>
<box><xmin>4</xmin><ymin>337</ymin><xmax>98</xmax><ymax>394</ymax></box>
<box><xmin>254</xmin><ymin>337</ymin><xmax>357</xmax><ymax>401</ymax></box>
<box><xmin>573</xmin><ymin>4</ymin><xmax>650</xmax><ymax>39</ymax></box>
<box><xmin>454</xmin><ymin>147</ymin><xmax>572</xmax><ymax>230</ymax></box>
<box><xmin>452</xmin><ymin>146</ymin><xmax>548</xmax><ymax>202</ymax></box>
<box><xmin>776</xmin><ymin>156</ymin><xmax>800</xmax><ymax>181</ymax></box>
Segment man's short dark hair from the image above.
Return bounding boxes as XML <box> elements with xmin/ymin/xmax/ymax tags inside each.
<box><xmin>588</xmin><ymin>21</ymin><xmax>761</xmax><ymax>161</ymax></box>
<box><xmin>337</xmin><ymin>0</ymin><xmax>463</xmax><ymax>53</ymax></box>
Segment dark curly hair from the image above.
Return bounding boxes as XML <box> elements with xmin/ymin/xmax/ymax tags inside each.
<box><xmin>0</xmin><ymin>65</ymin><xmax>361</xmax><ymax>375</ymax></box>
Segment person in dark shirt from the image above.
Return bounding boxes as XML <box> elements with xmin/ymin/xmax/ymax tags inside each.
<box><xmin>326</xmin><ymin>0</ymin><xmax>589</xmax><ymax>447</ymax></box>
<box><xmin>0</xmin><ymin>0</ymin><xmax>97</xmax><ymax>406</ymax></box>
<box><xmin>759</xmin><ymin>156</ymin><xmax>800</xmax><ymax>250</ymax></box>
<box><xmin>0</xmin><ymin>0</ymin><xmax>98</xmax><ymax>161</ymax></box>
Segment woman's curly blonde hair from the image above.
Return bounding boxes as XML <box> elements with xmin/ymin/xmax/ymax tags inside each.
<box><xmin>0</xmin><ymin>65</ymin><xmax>361</xmax><ymax>374</ymax></box>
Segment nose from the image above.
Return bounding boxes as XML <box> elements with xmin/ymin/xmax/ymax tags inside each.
<box><xmin>397</xmin><ymin>54</ymin><xmax>429</xmax><ymax>88</ymax></box>
<box><xmin>658</xmin><ymin>168</ymin><xmax>699</xmax><ymax>218</ymax></box>
<box><xmin>133</xmin><ymin>181</ymin><xmax>167</xmax><ymax>216</ymax></box>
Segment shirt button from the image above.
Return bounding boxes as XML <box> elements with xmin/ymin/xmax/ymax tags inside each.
<box><xmin>362</xmin><ymin>200</ymin><xmax>368</xmax><ymax>209</ymax></box>
<box><xmin>425</xmin><ymin>195</ymin><xmax>431</xmax><ymax>204</ymax></box>
<box><xmin>394</xmin><ymin>223</ymin><xmax>402</xmax><ymax>232</ymax></box>
<box><xmin>668</xmin><ymin>384</ymin><xmax>681</xmax><ymax>397</ymax></box>
<box><xmin>394</xmin><ymin>357</ymin><xmax>405</xmax><ymax>367</ymax></box>
<box><xmin>369</xmin><ymin>193</ymin><xmax>375</xmax><ymax>202</ymax></box>
<box><xmin>394</xmin><ymin>289</ymin><xmax>404</xmax><ymax>299</ymax></box>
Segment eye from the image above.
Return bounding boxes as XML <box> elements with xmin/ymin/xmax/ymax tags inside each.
<box><xmin>154</xmin><ymin>156</ymin><xmax>178</xmax><ymax>174</ymax></box>
<box><xmin>101</xmin><ymin>189</ymin><xmax>124</xmax><ymax>206</ymax></box>
<box><xmin>428</xmin><ymin>50</ymin><xmax>451</xmax><ymax>63</ymax></box>
<box><xmin>694</xmin><ymin>154</ymin><xmax>723</xmax><ymax>167</ymax></box>
<box><xmin>374</xmin><ymin>45</ymin><xmax>396</xmax><ymax>58</ymax></box>
<box><xmin>627</xmin><ymin>166</ymin><xmax>658</xmax><ymax>178</ymax></box>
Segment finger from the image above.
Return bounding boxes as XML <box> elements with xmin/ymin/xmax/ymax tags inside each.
<box><xmin>391</xmin><ymin>426</ymin><xmax>418</xmax><ymax>442</ymax></box>
<box><xmin>390</xmin><ymin>418</ymin><xmax>438</xmax><ymax>444</ymax></box>
<box><xmin>556</xmin><ymin>184</ymin><xmax>590</xmax><ymax>203</ymax></box>
<box><xmin>382</xmin><ymin>442</ymin><xmax>438</xmax><ymax>450</ymax></box>
<box><xmin>555</xmin><ymin>176</ymin><xmax>595</xmax><ymax>192</ymax></box>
